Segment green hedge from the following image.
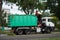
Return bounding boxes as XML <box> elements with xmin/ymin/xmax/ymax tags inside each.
<box><xmin>55</xmin><ymin>23</ymin><xmax>60</xmax><ymax>29</ymax></box>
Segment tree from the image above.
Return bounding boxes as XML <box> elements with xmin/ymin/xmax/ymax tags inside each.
<box><xmin>6</xmin><ymin>0</ymin><xmax>45</xmax><ymax>15</ymax></box>
<box><xmin>55</xmin><ymin>0</ymin><xmax>60</xmax><ymax>20</ymax></box>
<box><xmin>0</xmin><ymin>0</ymin><xmax>2</xmax><ymax>11</ymax></box>
<box><xmin>0</xmin><ymin>11</ymin><xmax>7</xmax><ymax>26</ymax></box>
<box><xmin>47</xmin><ymin>0</ymin><xmax>60</xmax><ymax>20</ymax></box>
<box><xmin>0</xmin><ymin>0</ymin><xmax>3</xmax><ymax>26</ymax></box>
<box><xmin>0</xmin><ymin>0</ymin><xmax>7</xmax><ymax>26</ymax></box>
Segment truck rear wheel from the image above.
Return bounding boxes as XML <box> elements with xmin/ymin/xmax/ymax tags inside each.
<box><xmin>25</xmin><ymin>30</ymin><xmax>31</xmax><ymax>34</ymax></box>
<box><xmin>47</xmin><ymin>29</ymin><xmax>51</xmax><ymax>33</ymax></box>
<box><xmin>17</xmin><ymin>29</ymin><xmax>23</xmax><ymax>35</ymax></box>
<box><xmin>45</xmin><ymin>27</ymin><xmax>51</xmax><ymax>33</ymax></box>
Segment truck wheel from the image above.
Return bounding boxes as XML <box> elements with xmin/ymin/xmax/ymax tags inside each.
<box><xmin>25</xmin><ymin>30</ymin><xmax>31</xmax><ymax>34</ymax></box>
<box><xmin>47</xmin><ymin>29</ymin><xmax>51</xmax><ymax>33</ymax></box>
<box><xmin>17</xmin><ymin>29</ymin><xmax>23</xmax><ymax>35</ymax></box>
<box><xmin>41</xmin><ymin>29</ymin><xmax>45</xmax><ymax>34</ymax></box>
<box><xmin>46</xmin><ymin>28</ymin><xmax>51</xmax><ymax>33</ymax></box>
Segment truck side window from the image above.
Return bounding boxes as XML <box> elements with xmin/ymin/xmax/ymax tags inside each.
<box><xmin>42</xmin><ymin>19</ymin><xmax>46</xmax><ymax>21</ymax></box>
<box><xmin>48</xmin><ymin>19</ymin><xmax>51</xmax><ymax>22</ymax></box>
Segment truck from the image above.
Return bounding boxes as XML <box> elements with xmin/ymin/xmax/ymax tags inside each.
<box><xmin>41</xmin><ymin>17</ymin><xmax>55</xmax><ymax>33</ymax></box>
<box><xmin>8</xmin><ymin>15</ymin><xmax>55</xmax><ymax>34</ymax></box>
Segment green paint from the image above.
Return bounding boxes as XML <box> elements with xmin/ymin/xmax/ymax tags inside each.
<box><xmin>8</xmin><ymin>15</ymin><xmax>38</xmax><ymax>27</ymax></box>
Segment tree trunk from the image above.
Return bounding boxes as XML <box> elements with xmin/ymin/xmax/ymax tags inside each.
<box><xmin>0</xmin><ymin>0</ymin><xmax>2</xmax><ymax>11</ymax></box>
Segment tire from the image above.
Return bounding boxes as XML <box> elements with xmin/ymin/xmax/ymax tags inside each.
<box><xmin>17</xmin><ymin>29</ymin><xmax>23</xmax><ymax>35</ymax></box>
<box><xmin>25</xmin><ymin>30</ymin><xmax>31</xmax><ymax>34</ymax></box>
<box><xmin>45</xmin><ymin>27</ymin><xmax>51</xmax><ymax>33</ymax></box>
<box><xmin>47</xmin><ymin>29</ymin><xmax>51</xmax><ymax>33</ymax></box>
<box><xmin>41</xmin><ymin>29</ymin><xmax>45</xmax><ymax>34</ymax></box>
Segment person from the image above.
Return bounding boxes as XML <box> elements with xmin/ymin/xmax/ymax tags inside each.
<box><xmin>35</xmin><ymin>11</ymin><xmax>42</xmax><ymax>23</ymax></box>
<box><xmin>35</xmin><ymin>10</ymin><xmax>42</xmax><ymax>27</ymax></box>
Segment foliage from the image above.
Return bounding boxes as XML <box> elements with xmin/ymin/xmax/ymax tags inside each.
<box><xmin>55</xmin><ymin>3</ymin><xmax>60</xmax><ymax>20</ymax></box>
<box><xmin>6</xmin><ymin>0</ymin><xmax>46</xmax><ymax>15</ymax></box>
<box><xmin>0</xmin><ymin>30</ymin><xmax>15</xmax><ymax>36</ymax></box>
<box><xmin>0</xmin><ymin>10</ymin><xmax>7</xmax><ymax>26</ymax></box>
<box><xmin>52</xmin><ymin>16</ymin><xmax>59</xmax><ymax>23</ymax></box>
<box><xmin>52</xmin><ymin>16</ymin><xmax>60</xmax><ymax>29</ymax></box>
<box><xmin>47</xmin><ymin>0</ymin><xmax>60</xmax><ymax>20</ymax></box>
<box><xmin>6</xmin><ymin>0</ymin><xmax>17</xmax><ymax>3</ymax></box>
<box><xmin>42</xmin><ymin>12</ymin><xmax>50</xmax><ymax>17</ymax></box>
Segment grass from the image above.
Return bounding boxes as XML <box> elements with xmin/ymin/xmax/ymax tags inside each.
<box><xmin>0</xmin><ymin>30</ymin><xmax>15</xmax><ymax>36</ymax></box>
<box><xmin>33</xmin><ymin>37</ymin><xmax>60</xmax><ymax>40</ymax></box>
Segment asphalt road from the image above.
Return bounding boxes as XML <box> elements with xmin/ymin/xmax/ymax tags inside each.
<box><xmin>0</xmin><ymin>32</ymin><xmax>60</xmax><ymax>40</ymax></box>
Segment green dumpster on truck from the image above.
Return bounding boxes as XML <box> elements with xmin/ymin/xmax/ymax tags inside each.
<box><xmin>8</xmin><ymin>15</ymin><xmax>38</xmax><ymax>34</ymax></box>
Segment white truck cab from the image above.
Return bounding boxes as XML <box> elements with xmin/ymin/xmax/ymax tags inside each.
<box><xmin>41</xmin><ymin>17</ymin><xmax>55</xmax><ymax>33</ymax></box>
<box><xmin>42</xmin><ymin>17</ymin><xmax>55</xmax><ymax>27</ymax></box>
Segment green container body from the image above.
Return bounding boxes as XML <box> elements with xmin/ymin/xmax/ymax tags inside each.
<box><xmin>8</xmin><ymin>15</ymin><xmax>37</xmax><ymax>27</ymax></box>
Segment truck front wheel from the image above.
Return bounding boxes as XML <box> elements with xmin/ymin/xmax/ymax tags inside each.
<box><xmin>41</xmin><ymin>29</ymin><xmax>45</xmax><ymax>34</ymax></box>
